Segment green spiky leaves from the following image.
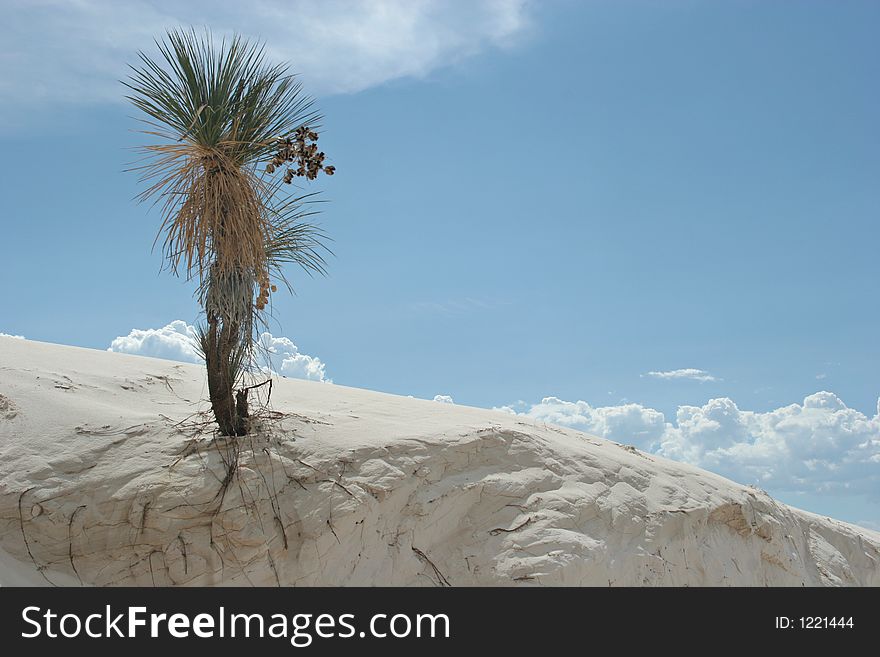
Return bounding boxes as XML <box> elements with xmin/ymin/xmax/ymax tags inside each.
<box><xmin>125</xmin><ymin>28</ymin><xmax>334</xmax><ymax>321</ymax></box>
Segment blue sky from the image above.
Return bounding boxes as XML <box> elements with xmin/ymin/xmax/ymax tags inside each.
<box><xmin>1</xmin><ymin>1</ymin><xmax>878</xmax><ymax>529</ymax></box>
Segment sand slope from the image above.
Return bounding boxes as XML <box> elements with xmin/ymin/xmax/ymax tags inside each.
<box><xmin>0</xmin><ymin>337</ymin><xmax>878</xmax><ymax>586</ymax></box>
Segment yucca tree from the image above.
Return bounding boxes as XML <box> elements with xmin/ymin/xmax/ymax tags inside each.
<box><xmin>126</xmin><ymin>29</ymin><xmax>334</xmax><ymax>436</ymax></box>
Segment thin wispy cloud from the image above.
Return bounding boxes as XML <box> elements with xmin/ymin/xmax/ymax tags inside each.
<box><xmin>644</xmin><ymin>368</ymin><xmax>719</xmax><ymax>383</ymax></box>
<box><xmin>410</xmin><ymin>297</ymin><xmax>508</xmax><ymax>315</ymax></box>
<box><xmin>0</xmin><ymin>0</ymin><xmax>532</xmax><ymax>122</ymax></box>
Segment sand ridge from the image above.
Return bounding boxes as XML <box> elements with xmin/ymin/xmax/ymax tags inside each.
<box><xmin>0</xmin><ymin>336</ymin><xmax>878</xmax><ymax>586</ymax></box>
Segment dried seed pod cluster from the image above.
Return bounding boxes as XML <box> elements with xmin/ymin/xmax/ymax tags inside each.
<box><xmin>258</xmin><ymin>127</ymin><xmax>334</xmax><ymax>311</ymax></box>
<box><xmin>255</xmin><ymin>270</ymin><xmax>278</xmax><ymax>311</ymax></box>
<box><xmin>266</xmin><ymin>126</ymin><xmax>336</xmax><ymax>182</ymax></box>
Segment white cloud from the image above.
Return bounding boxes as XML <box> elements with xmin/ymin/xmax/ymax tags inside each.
<box><xmin>816</xmin><ymin>373</ymin><xmax>827</xmax><ymax>380</ymax></box>
<box><xmin>658</xmin><ymin>392</ymin><xmax>880</xmax><ymax>495</ymax></box>
<box><xmin>108</xmin><ymin>320</ymin><xmax>201</xmax><ymax>362</ymax></box>
<box><xmin>499</xmin><ymin>396</ymin><xmax>668</xmax><ymax>449</ymax></box>
<box><xmin>433</xmin><ymin>394</ymin><xmax>454</xmax><ymax>404</ymax></box>
<box><xmin>502</xmin><ymin>392</ymin><xmax>880</xmax><ymax>496</ymax></box>
<box><xmin>645</xmin><ymin>368</ymin><xmax>719</xmax><ymax>382</ymax></box>
<box><xmin>256</xmin><ymin>332</ymin><xmax>329</xmax><ymax>382</ymax></box>
<box><xmin>0</xmin><ymin>0</ymin><xmax>532</xmax><ymax>120</ymax></box>
<box><xmin>0</xmin><ymin>333</ymin><xmax>25</xmax><ymax>339</ymax></box>
<box><xmin>108</xmin><ymin>320</ymin><xmax>329</xmax><ymax>382</ymax></box>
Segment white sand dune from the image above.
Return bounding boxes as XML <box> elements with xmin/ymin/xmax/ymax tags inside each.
<box><xmin>0</xmin><ymin>336</ymin><xmax>878</xmax><ymax>586</ymax></box>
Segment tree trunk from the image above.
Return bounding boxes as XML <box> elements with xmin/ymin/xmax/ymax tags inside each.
<box><xmin>205</xmin><ymin>315</ymin><xmax>249</xmax><ymax>436</ymax></box>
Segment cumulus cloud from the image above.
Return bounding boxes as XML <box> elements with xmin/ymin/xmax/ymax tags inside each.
<box><xmin>108</xmin><ymin>320</ymin><xmax>201</xmax><ymax>362</ymax></box>
<box><xmin>0</xmin><ymin>333</ymin><xmax>25</xmax><ymax>339</ymax></box>
<box><xmin>108</xmin><ymin>320</ymin><xmax>329</xmax><ymax>382</ymax></box>
<box><xmin>433</xmin><ymin>394</ymin><xmax>454</xmax><ymax>404</ymax></box>
<box><xmin>496</xmin><ymin>397</ymin><xmax>667</xmax><ymax>449</ymax></box>
<box><xmin>256</xmin><ymin>332</ymin><xmax>329</xmax><ymax>382</ymax></box>
<box><xmin>0</xmin><ymin>0</ymin><xmax>531</xmax><ymax>120</ymax></box>
<box><xmin>644</xmin><ymin>368</ymin><xmax>719</xmax><ymax>382</ymax></box>
<box><xmin>502</xmin><ymin>392</ymin><xmax>880</xmax><ymax>496</ymax></box>
<box><xmin>658</xmin><ymin>392</ymin><xmax>880</xmax><ymax>495</ymax></box>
